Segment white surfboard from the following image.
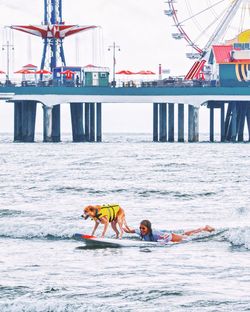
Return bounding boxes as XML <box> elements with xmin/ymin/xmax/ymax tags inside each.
<box><xmin>74</xmin><ymin>229</ymin><xmax>226</xmax><ymax>249</ymax></box>
<box><xmin>74</xmin><ymin>233</ymin><xmax>162</xmax><ymax>248</ymax></box>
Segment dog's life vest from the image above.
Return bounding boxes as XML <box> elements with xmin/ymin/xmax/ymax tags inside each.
<box><xmin>95</xmin><ymin>204</ymin><xmax>120</xmax><ymax>222</ymax></box>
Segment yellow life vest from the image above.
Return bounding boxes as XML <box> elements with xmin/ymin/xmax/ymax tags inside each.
<box><xmin>95</xmin><ymin>204</ymin><xmax>120</xmax><ymax>222</ymax></box>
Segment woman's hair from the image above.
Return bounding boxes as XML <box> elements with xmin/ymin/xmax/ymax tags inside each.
<box><xmin>140</xmin><ymin>219</ymin><xmax>154</xmax><ymax>241</ymax></box>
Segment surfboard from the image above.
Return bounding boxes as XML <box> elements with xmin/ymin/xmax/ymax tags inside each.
<box><xmin>74</xmin><ymin>233</ymin><xmax>161</xmax><ymax>248</ymax></box>
<box><xmin>74</xmin><ymin>229</ymin><xmax>226</xmax><ymax>249</ymax></box>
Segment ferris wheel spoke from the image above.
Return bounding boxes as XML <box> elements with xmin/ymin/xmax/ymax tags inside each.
<box><xmin>180</xmin><ymin>0</ymin><xmax>227</xmax><ymax>25</ymax></box>
<box><xmin>165</xmin><ymin>0</ymin><xmax>249</xmax><ymax>59</ymax></box>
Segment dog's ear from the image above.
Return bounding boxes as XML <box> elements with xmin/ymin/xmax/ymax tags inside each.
<box><xmin>84</xmin><ymin>205</ymin><xmax>92</xmax><ymax>212</ymax></box>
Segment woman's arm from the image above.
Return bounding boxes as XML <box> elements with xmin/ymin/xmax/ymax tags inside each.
<box><xmin>123</xmin><ymin>227</ymin><xmax>135</xmax><ymax>234</ymax></box>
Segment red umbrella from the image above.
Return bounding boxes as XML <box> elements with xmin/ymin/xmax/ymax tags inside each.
<box><xmin>14</xmin><ymin>69</ymin><xmax>34</xmax><ymax>74</ymax></box>
<box><xmin>35</xmin><ymin>69</ymin><xmax>52</xmax><ymax>74</ymax></box>
<box><xmin>135</xmin><ymin>70</ymin><xmax>156</xmax><ymax>75</ymax></box>
<box><xmin>0</xmin><ymin>70</ymin><xmax>5</xmax><ymax>74</ymax></box>
<box><xmin>23</xmin><ymin>64</ymin><xmax>37</xmax><ymax>69</ymax></box>
<box><xmin>60</xmin><ymin>69</ymin><xmax>75</xmax><ymax>79</ymax></box>
<box><xmin>84</xmin><ymin>64</ymin><xmax>98</xmax><ymax>68</ymax></box>
<box><xmin>116</xmin><ymin>70</ymin><xmax>135</xmax><ymax>75</ymax></box>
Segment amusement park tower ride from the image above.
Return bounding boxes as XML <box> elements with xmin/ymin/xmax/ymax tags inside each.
<box><xmin>11</xmin><ymin>0</ymin><xmax>96</xmax><ymax>71</ymax></box>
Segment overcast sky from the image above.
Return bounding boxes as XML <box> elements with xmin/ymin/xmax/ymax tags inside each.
<box><xmin>0</xmin><ymin>0</ymin><xmax>212</xmax><ymax>135</ymax></box>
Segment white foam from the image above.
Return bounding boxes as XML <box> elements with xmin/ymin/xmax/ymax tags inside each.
<box><xmin>225</xmin><ymin>227</ymin><xmax>250</xmax><ymax>250</ymax></box>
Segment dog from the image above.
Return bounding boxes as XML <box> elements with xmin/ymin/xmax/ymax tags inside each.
<box><xmin>82</xmin><ymin>204</ymin><xmax>130</xmax><ymax>238</ymax></box>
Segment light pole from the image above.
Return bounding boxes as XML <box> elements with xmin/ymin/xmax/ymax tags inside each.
<box><xmin>108</xmin><ymin>42</ymin><xmax>120</xmax><ymax>87</ymax></box>
<box><xmin>2</xmin><ymin>40</ymin><xmax>14</xmax><ymax>82</ymax></box>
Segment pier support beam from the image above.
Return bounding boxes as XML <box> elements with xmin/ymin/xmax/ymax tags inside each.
<box><xmin>209</xmin><ymin>105</ymin><xmax>214</xmax><ymax>142</ymax></box>
<box><xmin>85</xmin><ymin>103</ymin><xmax>90</xmax><ymax>142</ymax></box>
<box><xmin>96</xmin><ymin>103</ymin><xmax>102</xmax><ymax>142</ymax></box>
<box><xmin>247</xmin><ymin>104</ymin><xmax>250</xmax><ymax>141</ymax></box>
<box><xmin>153</xmin><ymin>103</ymin><xmax>159</xmax><ymax>142</ymax></box>
<box><xmin>168</xmin><ymin>103</ymin><xmax>174</xmax><ymax>142</ymax></box>
<box><xmin>13</xmin><ymin>100</ymin><xmax>36</xmax><ymax>142</ymax></box>
<box><xmin>90</xmin><ymin>103</ymin><xmax>95</xmax><ymax>142</ymax></box>
<box><xmin>70</xmin><ymin>103</ymin><xmax>85</xmax><ymax>142</ymax></box>
<box><xmin>178</xmin><ymin>104</ymin><xmax>184</xmax><ymax>142</ymax></box>
<box><xmin>51</xmin><ymin>105</ymin><xmax>61</xmax><ymax>142</ymax></box>
<box><xmin>159</xmin><ymin>103</ymin><xmax>167</xmax><ymax>142</ymax></box>
<box><xmin>188</xmin><ymin>105</ymin><xmax>199</xmax><ymax>142</ymax></box>
<box><xmin>84</xmin><ymin>103</ymin><xmax>101</xmax><ymax>142</ymax></box>
<box><xmin>14</xmin><ymin>101</ymin><xmax>23</xmax><ymax>142</ymax></box>
<box><xmin>237</xmin><ymin>102</ymin><xmax>247</xmax><ymax>142</ymax></box>
<box><xmin>17</xmin><ymin>101</ymin><xmax>37</xmax><ymax>142</ymax></box>
<box><xmin>231</xmin><ymin>102</ymin><xmax>237</xmax><ymax>142</ymax></box>
<box><xmin>220</xmin><ymin>103</ymin><xmax>225</xmax><ymax>142</ymax></box>
<box><xmin>43</xmin><ymin>105</ymin><xmax>53</xmax><ymax>142</ymax></box>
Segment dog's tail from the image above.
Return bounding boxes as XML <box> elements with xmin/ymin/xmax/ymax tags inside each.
<box><xmin>123</xmin><ymin>218</ymin><xmax>132</xmax><ymax>232</ymax></box>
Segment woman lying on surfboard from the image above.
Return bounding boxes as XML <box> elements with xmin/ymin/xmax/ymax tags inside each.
<box><xmin>123</xmin><ymin>220</ymin><xmax>215</xmax><ymax>243</ymax></box>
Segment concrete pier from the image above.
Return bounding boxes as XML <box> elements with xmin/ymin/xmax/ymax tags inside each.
<box><xmin>168</xmin><ymin>103</ymin><xmax>174</xmax><ymax>142</ymax></box>
<box><xmin>159</xmin><ymin>103</ymin><xmax>167</xmax><ymax>142</ymax></box>
<box><xmin>43</xmin><ymin>105</ymin><xmax>53</xmax><ymax>142</ymax></box>
<box><xmin>188</xmin><ymin>105</ymin><xmax>199</xmax><ymax>142</ymax></box>
<box><xmin>208</xmin><ymin>101</ymin><xmax>250</xmax><ymax>142</ymax></box>
<box><xmin>153</xmin><ymin>103</ymin><xmax>159</xmax><ymax>142</ymax></box>
<box><xmin>96</xmin><ymin>103</ymin><xmax>102</xmax><ymax>142</ymax></box>
<box><xmin>85</xmin><ymin>103</ymin><xmax>90</xmax><ymax>142</ymax></box>
<box><xmin>14</xmin><ymin>100</ymin><xmax>37</xmax><ymax>142</ymax></box>
<box><xmin>153</xmin><ymin>102</ymin><xmax>198</xmax><ymax>142</ymax></box>
<box><xmin>14</xmin><ymin>101</ymin><xmax>23</xmax><ymax>142</ymax></box>
<box><xmin>52</xmin><ymin>105</ymin><xmax>61</xmax><ymax>142</ymax></box>
<box><xmin>178</xmin><ymin>104</ymin><xmax>184</xmax><ymax>142</ymax></box>
<box><xmin>70</xmin><ymin>103</ymin><xmax>85</xmax><ymax>142</ymax></box>
<box><xmin>247</xmin><ymin>105</ymin><xmax>250</xmax><ymax>141</ymax></box>
<box><xmin>220</xmin><ymin>103</ymin><xmax>225</xmax><ymax>142</ymax></box>
<box><xmin>209</xmin><ymin>105</ymin><xmax>214</xmax><ymax>142</ymax></box>
<box><xmin>84</xmin><ymin>103</ymin><xmax>102</xmax><ymax>142</ymax></box>
<box><xmin>90</xmin><ymin>103</ymin><xmax>95</xmax><ymax>142</ymax></box>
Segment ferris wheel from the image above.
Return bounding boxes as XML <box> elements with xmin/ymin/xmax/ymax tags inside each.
<box><xmin>165</xmin><ymin>0</ymin><xmax>250</xmax><ymax>60</ymax></box>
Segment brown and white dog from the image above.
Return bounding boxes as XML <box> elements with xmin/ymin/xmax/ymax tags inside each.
<box><xmin>82</xmin><ymin>204</ymin><xmax>130</xmax><ymax>238</ymax></box>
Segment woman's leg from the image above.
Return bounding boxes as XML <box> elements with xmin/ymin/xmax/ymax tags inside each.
<box><xmin>171</xmin><ymin>233</ymin><xmax>185</xmax><ymax>242</ymax></box>
<box><xmin>184</xmin><ymin>225</ymin><xmax>215</xmax><ymax>236</ymax></box>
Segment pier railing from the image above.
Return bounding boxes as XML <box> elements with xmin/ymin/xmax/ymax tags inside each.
<box><xmin>0</xmin><ymin>78</ymin><xmax>216</xmax><ymax>89</ymax></box>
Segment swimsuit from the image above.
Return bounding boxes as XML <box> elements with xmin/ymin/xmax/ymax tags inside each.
<box><xmin>135</xmin><ymin>229</ymin><xmax>172</xmax><ymax>243</ymax></box>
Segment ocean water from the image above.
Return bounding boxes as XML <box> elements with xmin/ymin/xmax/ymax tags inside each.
<box><xmin>0</xmin><ymin>133</ymin><xmax>250</xmax><ymax>312</ymax></box>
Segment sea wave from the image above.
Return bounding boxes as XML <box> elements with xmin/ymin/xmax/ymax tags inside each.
<box><xmin>0</xmin><ymin>300</ymin><xmax>122</xmax><ymax>312</ymax></box>
<box><xmin>0</xmin><ymin>209</ymin><xmax>24</xmax><ymax>218</ymax></box>
<box><xmin>1</xmin><ymin>225</ymin><xmax>249</xmax><ymax>250</ymax></box>
<box><xmin>224</xmin><ymin>227</ymin><xmax>250</xmax><ymax>250</ymax></box>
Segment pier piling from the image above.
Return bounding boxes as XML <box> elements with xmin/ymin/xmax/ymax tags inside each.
<box><xmin>13</xmin><ymin>100</ymin><xmax>37</xmax><ymax>142</ymax></box>
<box><xmin>153</xmin><ymin>103</ymin><xmax>159</xmax><ymax>142</ymax></box>
<box><xmin>168</xmin><ymin>103</ymin><xmax>174</xmax><ymax>142</ymax></box>
<box><xmin>177</xmin><ymin>104</ymin><xmax>184</xmax><ymax>142</ymax></box>
<box><xmin>52</xmin><ymin>105</ymin><xmax>61</xmax><ymax>142</ymax></box>
<box><xmin>159</xmin><ymin>103</ymin><xmax>167</xmax><ymax>142</ymax></box>
<box><xmin>96</xmin><ymin>103</ymin><xmax>102</xmax><ymax>142</ymax></box>
<box><xmin>70</xmin><ymin>103</ymin><xmax>85</xmax><ymax>142</ymax></box>
<box><xmin>43</xmin><ymin>105</ymin><xmax>53</xmax><ymax>142</ymax></box>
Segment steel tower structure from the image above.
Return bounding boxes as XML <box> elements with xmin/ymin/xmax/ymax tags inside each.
<box><xmin>11</xmin><ymin>0</ymin><xmax>97</xmax><ymax>71</ymax></box>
